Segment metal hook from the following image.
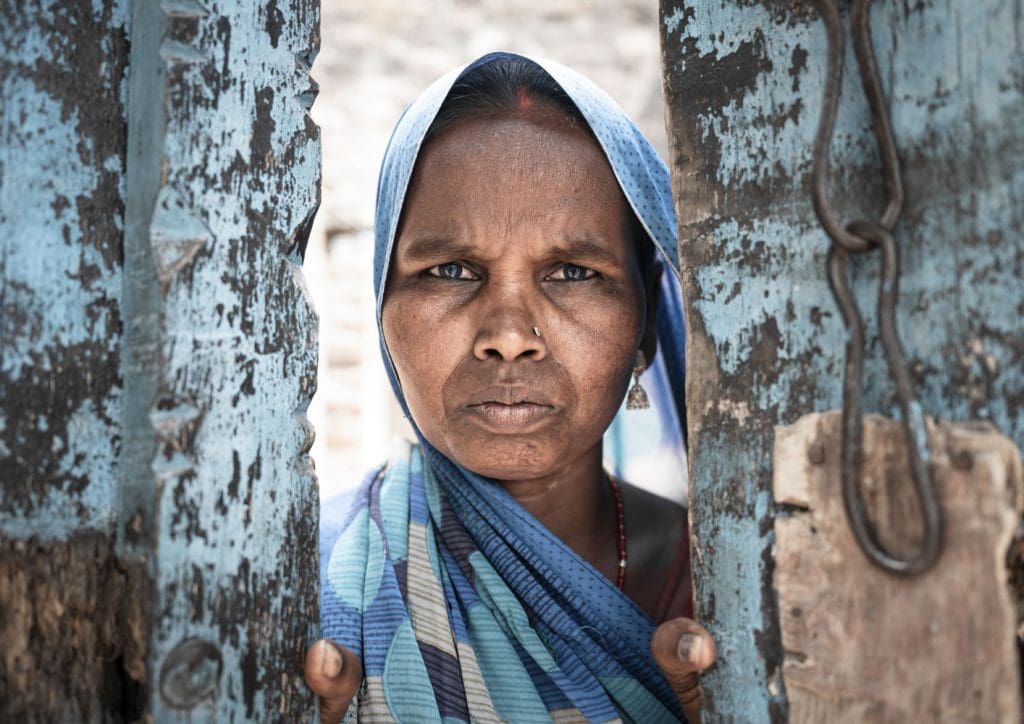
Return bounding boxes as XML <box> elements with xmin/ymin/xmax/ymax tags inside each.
<box><xmin>811</xmin><ymin>0</ymin><xmax>904</xmax><ymax>251</ymax></box>
<box><xmin>827</xmin><ymin>220</ymin><xmax>942</xmax><ymax>576</ymax></box>
<box><xmin>811</xmin><ymin>0</ymin><xmax>943</xmax><ymax>576</ymax></box>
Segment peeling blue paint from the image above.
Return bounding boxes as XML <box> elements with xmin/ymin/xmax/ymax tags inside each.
<box><xmin>0</xmin><ymin>2</ymin><xmax>148</xmax><ymax>718</ymax></box>
<box><xmin>663</xmin><ymin>7</ymin><xmax>685</xmax><ymax>35</ymax></box>
<box><xmin>3</xmin><ymin>0</ymin><xmax>320</xmax><ymax>717</ymax></box>
<box><xmin>122</xmin><ymin>0</ymin><xmax>321</xmax><ymax>718</ymax></box>
<box><xmin>1</xmin><ymin>0</ymin><xmax>130</xmax><ymax>539</ymax></box>
<box><xmin>662</xmin><ymin>1</ymin><xmax>1024</xmax><ymax>719</ymax></box>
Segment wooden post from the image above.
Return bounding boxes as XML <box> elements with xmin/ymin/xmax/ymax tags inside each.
<box><xmin>1</xmin><ymin>2</ymin><xmax>144</xmax><ymax>718</ymax></box>
<box><xmin>660</xmin><ymin>1</ymin><xmax>1024</xmax><ymax>719</ymax></box>
<box><xmin>1</xmin><ymin>1</ymin><xmax>322</xmax><ymax>719</ymax></box>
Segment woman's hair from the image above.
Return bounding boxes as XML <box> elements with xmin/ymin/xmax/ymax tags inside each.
<box><xmin>424</xmin><ymin>54</ymin><xmax>658</xmax><ymax>285</ymax></box>
<box><xmin>425</xmin><ymin>54</ymin><xmax>587</xmax><ymax>142</ymax></box>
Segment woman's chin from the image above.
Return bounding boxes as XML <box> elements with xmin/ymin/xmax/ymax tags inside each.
<box><xmin>442</xmin><ymin>434</ymin><xmax>569</xmax><ymax>482</ymax></box>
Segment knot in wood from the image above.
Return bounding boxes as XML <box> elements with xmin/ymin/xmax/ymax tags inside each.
<box><xmin>807</xmin><ymin>441</ymin><xmax>826</xmax><ymax>465</ymax></box>
<box><xmin>159</xmin><ymin>638</ymin><xmax>223</xmax><ymax>709</ymax></box>
<box><xmin>951</xmin><ymin>449</ymin><xmax>974</xmax><ymax>471</ymax></box>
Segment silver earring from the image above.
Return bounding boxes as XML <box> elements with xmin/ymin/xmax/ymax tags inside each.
<box><xmin>626</xmin><ymin>350</ymin><xmax>650</xmax><ymax>410</ymax></box>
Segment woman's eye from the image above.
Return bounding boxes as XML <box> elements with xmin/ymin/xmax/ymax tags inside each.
<box><xmin>549</xmin><ymin>263</ymin><xmax>596</xmax><ymax>281</ymax></box>
<box><xmin>427</xmin><ymin>262</ymin><xmax>476</xmax><ymax>280</ymax></box>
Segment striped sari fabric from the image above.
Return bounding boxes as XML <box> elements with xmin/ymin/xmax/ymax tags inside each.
<box><xmin>321</xmin><ymin>440</ymin><xmax>683</xmax><ymax>722</ymax></box>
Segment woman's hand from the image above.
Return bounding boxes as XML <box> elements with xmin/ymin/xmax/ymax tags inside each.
<box><xmin>304</xmin><ymin>623</ymin><xmax>713</xmax><ymax>723</ymax></box>
<box><xmin>304</xmin><ymin>639</ymin><xmax>363</xmax><ymax>724</ymax></box>
<box><xmin>650</xmin><ymin>617</ymin><xmax>717</xmax><ymax>723</ymax></box>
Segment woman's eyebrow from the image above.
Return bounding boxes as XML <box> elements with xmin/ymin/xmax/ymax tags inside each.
<box><xmin>401</xmin><ymin>237</ymin><xmax>480</xmax><ymax>262</ymax></box>
<box><xmin>400</xmin><ymin>235</ymin><xmax>622</xmax><ymax>265</ymax></box>
<box><xmin>548</xmin><ymin>236</ymin><xmax>621</xmax><ymax>266</ymax></box>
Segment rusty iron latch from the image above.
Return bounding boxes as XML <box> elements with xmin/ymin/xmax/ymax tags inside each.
<box><xmin>809</xmin><ymin>0</ymin><xmax>943</xmax><ymax>576</ymax></box>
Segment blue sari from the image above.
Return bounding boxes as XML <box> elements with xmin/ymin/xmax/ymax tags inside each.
<box><xmin>321</xmin><ymin>52</ymin><xmax>688</xmax><ymax>722</ymax></box>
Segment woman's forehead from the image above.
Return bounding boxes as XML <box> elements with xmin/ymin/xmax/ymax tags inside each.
<box><xmin>419</xmin><ymin>110</ymin><xmax>603</xmax><ymax>167</ymax></box>
<box><xmin>398</xmin><ymin>113</ymin><xmax>628</xmax><ymax>234</ymax></box>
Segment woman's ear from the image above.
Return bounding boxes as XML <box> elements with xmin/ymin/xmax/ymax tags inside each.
<box><xmin>639</xmin><ymin>262</ymin><xmax>663</xmax><ymax>365</ymax></box>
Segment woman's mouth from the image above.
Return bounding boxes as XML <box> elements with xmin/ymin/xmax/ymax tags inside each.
<box><xmin>464</xmin><ymin>401</ymin><xmax>556</xmax><ymax>432</ymax></box>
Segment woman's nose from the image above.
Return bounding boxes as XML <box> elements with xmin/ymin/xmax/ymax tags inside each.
<box><xmin>472</xmin><ymin>307</ymin><xmax>548</xmax><ymax>362</ymax></box>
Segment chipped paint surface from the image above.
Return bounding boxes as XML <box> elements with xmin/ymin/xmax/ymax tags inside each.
<box><xmin>661</xmin><ymin>1</ymin><xmax>1024</xmax><ymax>719</ymax></box>
<box><xmin>123</xmin><ymin>0</ymin><xmax>321</xmax><ymax>719</ymax></box>
<box><xmin>0</xmin><ymin>0</ymin><xmax>129</xmax><ymax>540</ymax></box>
<box><xmin>2</xmin><ymin>0</ymin><xmax>321</xmax><ymax>718</ymax></box>
<box><xmin>0</xmin><ymin>2</ymin><xmax>146</xmax><ymax>718</ymax></box>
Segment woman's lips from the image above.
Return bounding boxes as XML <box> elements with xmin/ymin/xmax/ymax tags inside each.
<box><xmin>463</xmin><ymin>401</ymin><xmax>556</xmax><ymax>432</ymax></box>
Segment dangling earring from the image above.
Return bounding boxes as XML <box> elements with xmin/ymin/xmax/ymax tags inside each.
<box><xmin>626</xmin><ymin>350</ymin><xmax>650</xmax><ymax>410</ymax></box>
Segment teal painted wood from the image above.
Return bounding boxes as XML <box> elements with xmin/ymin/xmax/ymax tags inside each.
<box><xmin>0</xmin><ymin>3</ymin><xmax>147</xmax><ymax>718</ymax></box>
<box><xmin>123</xmin><ymin>0</ymin><xmax>321</xmax><ymax>720</ymax></box>
<box><xmin>0</xmin><ymin>0</ymin><xmax>129</xmax><ymax>541</ymax></box>
<box><xmin>660</xmin><ymin>1</ymin><xmax>1024</xmax><ymax>720</ymax></box>
<box><xmin>1</xmin><ymin>0</ymin><xmax>322</xmax><ymax>719</ymax></box>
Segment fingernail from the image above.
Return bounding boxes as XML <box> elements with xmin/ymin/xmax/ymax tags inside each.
<box><xmin>677</xmin><ymin>633</ymin><xmax>703</xmax><ymax>665</ymax></box>
<box><xmin>320</xmin><ymin>640</ymin><xmax>342</xmax><ymax>678</ymax></box>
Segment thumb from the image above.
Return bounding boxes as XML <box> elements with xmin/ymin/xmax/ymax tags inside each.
<box><xmin>304</xmin><ymin>639</ymin><xmax>363</xmax><ymax>724</ymax></box>
<box><xmin>650</xmin><ymin>618</ymin><xmax>716</xmax><ymax>723</ymax></box>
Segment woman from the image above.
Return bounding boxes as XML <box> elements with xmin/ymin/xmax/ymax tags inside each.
<box><xmin>305</xmin><ymin>52</ymin><xmax>715</xmax><ymax>722</ymax></box>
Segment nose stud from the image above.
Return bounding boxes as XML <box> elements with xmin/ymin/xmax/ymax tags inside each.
<box><xmin>532</xmin><ymin>326</ymin><xmax>542</xmax><ymax>337</ymax></box>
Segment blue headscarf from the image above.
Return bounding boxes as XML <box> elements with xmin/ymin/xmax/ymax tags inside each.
<box><xmin>321</xmin><ymin>52</ymin><xmax>688</xmax><ymax>722</ymax></box>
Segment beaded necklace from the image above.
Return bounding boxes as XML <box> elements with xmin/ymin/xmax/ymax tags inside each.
<box><xmin>608</xmin><ymin>474</ymin><xmax>627</xmax><ymax>590</ymax></box>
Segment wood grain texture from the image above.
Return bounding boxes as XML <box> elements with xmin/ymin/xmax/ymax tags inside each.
<box><xmin>774</xmin><ymin>412</ymin><xmax>1023</xmax><ymax>723</ymax></box>
<box><xmin>660</xmin><ymin>2</ymin><xmax>1024</xmax><ymax>718</ymax></box>
<box><xmin>0</xmin><ymin>533</ymin><xmax>148</xmax><ymax>721</ymax></box>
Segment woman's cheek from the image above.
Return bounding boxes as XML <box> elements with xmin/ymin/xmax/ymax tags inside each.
<box><xmin>382</xmin><ymin>296</ymin><xmax>425</xmax><ymax>388</ymax></box>
<box><xmin>591</xmin><ymin>308</ymin><xmax>645</xmax><ymax>404</ymax></box>
<box><xmin>564</xmin><ymin>295</ymin><xmax>643</xmax><ymax>363</ymax></box>
<box><xmin>384</xmin><ymin>294</ymin><xmax>459</xmax><ymax>411</ymax></box>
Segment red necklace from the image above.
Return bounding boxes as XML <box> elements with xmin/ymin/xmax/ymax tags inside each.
<box><xmin>608</xmin><ymin>474</ymin><xmax>627</xmax><ymax>590</ymax></box>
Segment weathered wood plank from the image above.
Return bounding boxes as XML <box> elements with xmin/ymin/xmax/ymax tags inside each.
<box><xmin>0</xmin><ymin>2</ymin><xmax>144</xmax><ymax>719</ymax></box>
<box><xmin>123</xmin><ymin>0</ymin><xmax>321</xmax><ymax>719</ymax></box>
<box><xmin>0</xmin><ymin>0</ymin><xmax>128</xmax><ymax>538</ymax></box>
<box><xmin>660</xmin><ymin>1</ymin><xmax>1024</xmax><ymax>719</ymax></box>
<box><xmin>774</xmin><ymin>412</ymin><xmax>1023</xmax><ymax>722</ymax></box>
<box><xmin>1</xmin><ymin>0</ymin><xmax>323</xmax><ymax>719</ymax></box>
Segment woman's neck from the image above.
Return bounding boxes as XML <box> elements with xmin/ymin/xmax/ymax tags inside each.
<box><xmin>497</xmin><ymin>448</ymin><xmax>616</xmax><ymax>577</ymax></box>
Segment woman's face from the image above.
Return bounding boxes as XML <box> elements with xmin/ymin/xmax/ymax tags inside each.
<box><xmin>382</xmin><ymin>110</ymin><xmax>653</xmax><ymax>482</ymax></box>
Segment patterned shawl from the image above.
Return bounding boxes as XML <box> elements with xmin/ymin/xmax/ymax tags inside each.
<box><xmin>320</xmin><ymin>52</ymin><xmax>688</xmax><ymax>722</ymax></box>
